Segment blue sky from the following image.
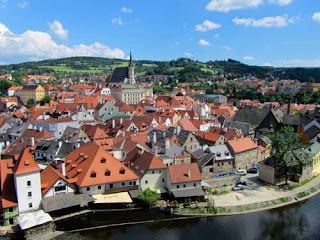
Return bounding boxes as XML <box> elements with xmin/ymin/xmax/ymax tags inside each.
<box><xmin>0</xmin><ymin>0</ymin><xmax>319</xmax><ymax>67</ymax></box>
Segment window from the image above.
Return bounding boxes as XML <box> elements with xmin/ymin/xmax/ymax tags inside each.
<box><xmin>159</xmin><ymin>170</ymin><xmax>161</xmax><ymax>174</ymax></box>
<box><xmin>86</xmin><ymin>187</ymin><xmax>90</xmax><ymax>191</ymax></box>
<box><xmin>193</xmin><ymin>183</ymin><xmax>197</xmax><ymax>187</ymax></box>
<box><xmin>162</xmin><ymin>178</ymin><xmax>165</xmax><ymax>183</ymax></box>
<box><xmin>105</xmin><ymin>170</ymin><xmax>111</xmax><ymax>176</ymax></box>
<box><xmin>9</xmin><ymin>218</ymin><xmax>14</xmax><ymax>225</ymax></box>
<box><xmin>9</xmin><ymin>207</ymin><xmax>13</xmax><ymax>212</ymax></box>
<box><xmin>222</xmin><ymin>162</ymin><xmax>224</xmax><ymax>166</ymax></box>
<box><xmin>122</xmin><ymin>182</ymin><xmax>125</xmax><ymax>186</ymax></box>
<box><xmin>177</xmin><ymin>185</ymin><xmax>180</xmax><ymax>189</ymax></box>
<box><xmin>28</xmin><ymin>192</ymin><xmax>32</xmax><ymax>198</ymax></box>
<box><xmin>145</xmin><ymin>180</ymin><xmax>148</xmax><ymax>184</ymax></box>
<box><xmin>210</xmin><ymin>168</ymin><xmax>214</xmax><ymax>173</ymax></box>
<box><xmin>229</xmin><ymin>162</ymin><xmax>231</xmax><ymax>165</ymax></box>
<box><xmin>101</xmin><ymin>158</ymin><xmax>106</xmax><ymax>164</ymax></box>
<box><xmin>129</xmin><ymin>182</ymin><xmax>132</xmax><ymax>186</ymax></box>
<box><xmin>183</xmin><ymin>184</ymin><xmax>186</xmax><ymax>188</ymax></box>
<box><xmin>90</xmin><ymin>171</ymin><xmax>96</xmax><ymax>178</ymax></box>
<box><xmin>98</xmin><ymin>185</ymin><xmax>102</xmax><ymax>190</ymax></box>
<box><xmin>119</xmin><ymin>168</ymin><xmax>125</xmax><ymax>174</ymax></box>
<box><xmin>27</xmin><ymin>181</ymin><xmax>31</xmax><ymax>187</ymax></box>
<box><xmin>152</xmin><ymin>171</ymin><xmax>155</xmax><ymax>174</ymax></box>
<box><xmin>29</xmin><ymin>203</ymin><xmax>33</xmax><ymax>208</ymax></box>
<box><xmin>110</xmin><ymin>184</ymin><xmax>113</xmax><ymax>189</ymax></box>
<box><xmin>55</xmin><ymin>186</ymin><xmax>66</xmax><ymax>192</ymax></box>
<box><xmin>132</xmin><ymin>181</ymin><xmax>136</xmax><ymax>185</ymax></box>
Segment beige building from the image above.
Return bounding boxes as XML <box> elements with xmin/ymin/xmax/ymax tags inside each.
<box><xmin>227</xmin><ymin>137</ymin><xmax>259</xmax><ymax>170</ymax></box>
<box><xmin>20</xmin><ymin>85</ymin><xmax>45</xmax><ymax>105</ymax></box>
<box><xmin>111</xmin><ymin>85</ymin><xmax>150</xmax><ymax>104</ymax></box>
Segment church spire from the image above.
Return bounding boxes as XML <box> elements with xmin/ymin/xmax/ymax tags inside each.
<box><xmin>129</xmin><ymin>51</ymin><xmax>132</xmax><ymax>68</ymax></box>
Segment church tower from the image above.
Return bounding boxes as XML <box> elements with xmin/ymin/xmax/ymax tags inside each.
<box><xmin>128</xmin><ymin>51</ymin><xmax>136</xmax><ymax>85</ymax></box>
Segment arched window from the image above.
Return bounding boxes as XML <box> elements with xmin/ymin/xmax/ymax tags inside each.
<box><xmin>90</xmin><ymin>171</ymin><xmax>96</xmax><ymax>178</ymax></box>
<box><xmin>105</xmin><ymin>169</ymin><xmax>111</xmax><ymax>176</ymax></box>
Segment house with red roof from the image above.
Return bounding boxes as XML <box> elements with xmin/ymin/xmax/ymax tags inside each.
<box><xmin>64</xmin><ymin>142</ymin><xmax>140</xmax><ymax>195</ymax></box>
<box><xmin>167</xmin><ymin>163</ymin><xmax>204</xmax><ymax>200</ymax></box>
<box><xmin>124</xmin><ymin>147</ymin><xmax>167</xmax><ymax>193</ymax></box>
<box><xmin>227</xmin><ymin>137</ymin><xmax>259</xmax><ymax>170</ymax></box>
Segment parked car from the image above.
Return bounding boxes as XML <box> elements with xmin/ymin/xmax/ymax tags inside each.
<box><xmin>236</xmin><ymin>180</ymin><xmax>247</xmax><ymax>186</ymax></box>
<box><xmin>232</xmin><ymin>185</ymin><xmax>246</xmax><ymax>191</ymax></box>
<box><xmin>235</xmin><ymin>169</ymin><xmax>247</xmax><ymax>176</ymax></box>
<box><xmin>247</xmin><ymin>167</ymin><xmax>259</xmax><ymax>174</ymax></box>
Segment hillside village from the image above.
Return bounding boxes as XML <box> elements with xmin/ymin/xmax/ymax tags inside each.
<box><xmin>0</xmin><ymin>55</ymin><xmax>320</xmax><ymax>237</ymax></box>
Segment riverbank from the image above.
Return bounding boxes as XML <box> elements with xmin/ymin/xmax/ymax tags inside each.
<box><xmin>173</xmin><ymin>175</ymin><xmax>320</xmax><ymax>216</ymax></box>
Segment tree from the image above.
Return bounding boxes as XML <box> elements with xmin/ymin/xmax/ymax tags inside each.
<box><xmin>176</xmin><ymin>92</ymin><xmax>184</xmax><ymax>96</ymax></box>
<box><xmin>0</xmin><ymin>79</ymin><xmax>12</xmax><ymax>96</ymax></box>
<box><xmin>270</xmin><ymin>126</ymin><xmax>310</xmax><ymax>185</ymax></box>
<box><xmin>26</xmin><ymin>99</ymin><xmax>36</xmax><ymax>108</ymax></box>
<box><xmin>137</xmin><ymin>188</ymin><xmax>160</xmax><ymax>208</ymax></box>
<box><xmin>39</xmin><ymin>95</ymin><xmax>51</xmax><ymax>106</ymax></box>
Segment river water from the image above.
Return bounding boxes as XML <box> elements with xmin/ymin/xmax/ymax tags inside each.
<box><xmin>56</xmin><ymin>194</ymin><xmax>320</xmax><ymax>240</ymax></box>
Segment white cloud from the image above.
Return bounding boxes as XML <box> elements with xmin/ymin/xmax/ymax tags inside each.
<box><xmin>268</xmin><ymin>0</ymin><xmax>293</xmax><ymax>6</ymax></box>
<box><xmin>184</xmin><ymin>52</ymin><xmax>194</xmax><ymax>57</ymax></box>
<box><xmin>0</xmin><ymin>0</ymin><xmax>7</xmax><ymax>8</ymax></box>
<box><xmin>198</xmin><ymin>39</ymin><xmax>211</xmax><ymax>46</ymax></box>
<box><xmin>0</xmin><ymin>22</ymin><xmax>125</xmax><ymax>62</ymax></box>
<box><xmin>48</xmin><ymin>20</ymin><xmax>68</xmax><ymax>40</ymax></box>
<box><xmin>244</xmin><ymin>56</ymin><xmax>255</xmax><ymax>60</ymax></box>
<box><xmin>214</xmin><ymin>34</ymin><xmax>220</xmax><ymax>38</ymax></box>
<box><xmin>175</xmin><ymin>42</ymin><xmax>180</xmax><ymax>45</ymax></box>
<box><xmin>206</xmin><ymin>0</ymin><xmax>263</xmax><ymax>13</ymax></box>
<box><xmin>121</xmin><ymin>7</ymin><xmax>132</xmax><ymax>13</ymax></box>
<box><xmin>17</xmin><ymin>1</ymin><xmax>28</xmax><ymax>8</ymax></box>
<box><xmin>223</xmin><ymin>46</ymin><xmax>232</xmax><ymax>51</ymax></box>
<box><xmin>111</xmin><ymin>17</ymin><xmax>122</xmax><ymax>25</ymax></box>
<box><xmin>233</xmin><ymin>15</ymin><xmax>297</xmax><ymax>28</ymax></box>
<box><xmin>262</xmin><ymin>62</ymin><xmax>272</xmax><ymax>66</ymax></box>
<box><xmin>281</xmin><ymin>59</ymin><xmax>320</xmax><ymax>67</ymax></box>
<box><xmin>313</xmin><ymin>12</ymin><xmax>320</xmax><ymax>23</ymax></box>
<box><xmin>195</xmin><ymin>20</ymin><xmax>221</xmax><ymax>32</ymax></box>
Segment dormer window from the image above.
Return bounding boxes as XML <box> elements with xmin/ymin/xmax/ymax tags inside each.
<box><xmin>105</xmin><ymin>169</ymin><xmax>111</xmax><ymax>176</ymax></box>
<box><xmin>225</xmin><ymin>151</ymin><xmax>229</xmax><ymax>156</ymax></box>
<box><xmin>217</xmin><ymin>152</ymin><xmax>221</xmax><ymax>157</ymax></box>
<box><xmin>90</xmin><ymin>171</ymin><xmax>96</xmax><ymax>178</ymax></box>
<box><xmin>119</xmin><ymin>168</ymin><xmax>125</xmax><ymax>174</ymax></box>
<box><xmin>101</xmin><ymin>157</ymin><xmax>106</xmax><ymax>164</ymax></box>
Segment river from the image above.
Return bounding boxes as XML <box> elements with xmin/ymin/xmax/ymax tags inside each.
<box><xmin>55</xmin><ymin>194</ymin><xmax>320</xmax><ymax>240</ymax></box>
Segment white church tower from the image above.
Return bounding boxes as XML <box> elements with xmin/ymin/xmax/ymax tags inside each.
<box><xmin>13</xmin><ymin>148</ymin><xmax>42</xmax><ymax>213</ymax></box>
<box><xmin>127</xmin><ymin>52</ymin><xmax>136</xmax><ymax>85</ymax></box>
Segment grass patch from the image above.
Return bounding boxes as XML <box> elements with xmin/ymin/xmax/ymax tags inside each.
<box><xmin>287</xmin><ymin>175</ymin><xmax>318</xmax><ymax>190</ymax></box>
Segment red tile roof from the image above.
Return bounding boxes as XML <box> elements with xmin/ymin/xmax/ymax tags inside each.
<box><xmin>0</xmin><ymin>159</ymin><xmax>18</xmax><ymax>208</ymax></box>
<box><xmin>227</xmin><ymin>137</ymin><xmax>258</xmax><ymax>153</ymax></box>
<box><xmin>13</xmin><ymin>148</ymin><xmax>41</xmax><ymax>176</ymax></box>
<box><xmin>40</xmin><ymin>165</ymin><xmax>75</xmax><ymax>195</ymax></box>
<box><xmin>168</xmin><ymin>163</ymin><xmax>201</xmax><ymax>184</ymax></box>
<box><xmin>64</xmin><ymin>142</ymin><xmax>139</xmax><ymax>187</ymax></box>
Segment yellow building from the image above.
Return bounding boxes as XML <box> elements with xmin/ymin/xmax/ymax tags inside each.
<box><xmin>20</xmin><ymin>85</ymin><xmax>45</xmax><ymax>105</ymax></box>
<box><xmin>307</xmin><ymin>142</ymin><xmax>320</xmax><ymax>175</ymax></box>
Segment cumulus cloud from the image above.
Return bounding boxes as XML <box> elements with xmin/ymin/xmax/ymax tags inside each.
<box><xmin>233</xmin><ymin>15</ymin><xmax>297</xmax><ymax>28</ymax></box>
<box><xmin>206</xmin><ymin>0</ymin><xmax>263</xmax><ymax>13</ymax></box>
<box><xmin>223</xmin><ymin>46</ymin><xmax>232</xmax><ymax>51</ymax></box>
<box><xmin>17</xmin><ymin>1</ymin><xmax>28</xmax><ymax>8</ymax></box>
<box><xmin>313</xmin><ymin>12</ymin><xmax>320</xmax><ymax>23</ymax></box>
<box><xmin>121</xmin><ymin>7</ymin><xmax>132</xmax><ymax>13</ymax></box>
<box><xmin>0</xmin><ymin>22</ymin><xmax>125</xmax><ymax>63</ymax></box>
<box><xmin>268</xmin><ymin>0</ymin><xmax>293</xmax><ymax>6</ymax></box>
<box><xmin>111</xmin><ymin>17</ymin><xmax>122</xmax><ymax>25</ymax></box>
<box><xmin>198</xmin><ymin>39</ymin><xmax>211</xmax><ymax>46</ymax></box>
<box><xmin>281</xmin><ymin>59</ymin><xmax>320</xmax><ymax>67</ymax></box>
<box><xmin>184</xmin><ymin>52</ymin><xmax>194</xmax><ymax>58</ymax></box>
<box><xmin>195</xmin><ymin>20</ymin><xmax>221</xmax><ymax>32</ymax></box>
<box><xmin>48</xmin><ymin>20</ymin><xmax>68</xmax><ymax>40</ymax></box>
<box><xmin>214</xmin><ymin>34</ymin><xmax>220</xmax><ymax>38</ymax></box>
<box><xmin>244</xmin><ymin>56</ymin><xmax>255</xmax><ymax>60</ymax></box>
<box><xmin>262</xmin><ymin>62</ymin><xmax>272</xmax><ymax>66</ymax></box>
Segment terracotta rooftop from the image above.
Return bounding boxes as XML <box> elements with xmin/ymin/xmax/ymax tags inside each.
<box><xmin>227</xmin><ymin>137</ymin><xmax>258</xmax><ymax>153</ymax></box>
<box><xmin>168</xmin><ymin>163</ymin><xmax>201</xmax><ymax>184</ymax></box>
<box><xmin>13</xmin><ymin>147</ymin><xmax>41</xmax><ymax>176</ymax></box>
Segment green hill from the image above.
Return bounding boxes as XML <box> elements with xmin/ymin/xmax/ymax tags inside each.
<box><xmin>0</xmin><ymin>57</ymin><xmax>320</xmax><ymax>83</ymax></box>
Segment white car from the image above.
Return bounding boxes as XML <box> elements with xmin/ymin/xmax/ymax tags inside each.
<box><xmin>235</xmin><ymin>169</ymin><xmax>247</xmax><ymax>176</ymax></box>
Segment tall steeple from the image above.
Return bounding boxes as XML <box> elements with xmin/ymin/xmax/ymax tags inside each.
<box><xmin>128</xmin><ymin>51</ymin><xmax>136</xmax><ymax>85</ymax></box>
<box><xmin>129</xmin><ymin>51</ymin><xmax>132</xmax><ymax>68</ymax></box>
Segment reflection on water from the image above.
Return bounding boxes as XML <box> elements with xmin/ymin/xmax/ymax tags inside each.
<box><xmin>56</xmin><ymin>195</ymin><xmax>320</xmax><ymax>240</ymax></box>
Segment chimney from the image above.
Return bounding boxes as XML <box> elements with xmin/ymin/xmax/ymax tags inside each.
<box><xmin>122</xmin><ymin>131</ymin><xmax>125</xmax><ymax>137</ymax></box>
<box><xmin>112</xmin><ymin>119</ymin><xmax>116</xmax><ymax>128</ymax></box>
<box><xmin>30</xmin><ymin>137</ymin><xmax>35</xmax><ymax>147</ymax></box>
<box><xmin>58</xmin><ymin>141</ymin><xmax>62</xmax><ymax>149</ymax></box>
<box><xmin>120</xmin><ymin>118</ymin><xmax>123</xmax><ymax>124</ymax></box>
<box><xmin>153</xmin><ymin>132</ymin><xmax>157</xmax><ymax>143</ymax></box>
<box><xmin>177</xmin><ymin>126</ymin><xmax>181</xmax><ymax>135</ymax></box>
<box><xmin>153</xmin><ymin>147</ymin><xmax>158</xmax><ymax>156</ymax></box>
<box><xmin>165</xmin><ymin>138</ymin><xmax>170</xmax><ymax>152</ymax></box>
<box><xmin>62</xmin><ymin>162</ymin><xmax>66</xmax><ymax>177</ymax></box>
<box><xmin>39</xmin><ymin>127</ymin><xmax>43</xmax><ymax>132</ymax></box>
<box><xmin>187</xmin><ymin>169</ymin><xmax>191</xmax><ymax>178</ymax></box>
<box><xmin>287</xmin><ymin>99</ymin><xmax>291</xmax><ymax>115</ymax></box>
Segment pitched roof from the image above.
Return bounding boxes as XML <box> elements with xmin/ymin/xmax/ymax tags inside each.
<box><xmin>227</xmin><ymin>137</ymin><xmax>258</xmax><ymax>153</ymax></box>
<box><xmin>64</xmin><ymin>142</ymin><xmax>139</xmax><ymax>187</ymax></box>
<box><xmin>13</xmin><ymin>148</ymin><xmax>41</xmax><ymax>176</ymax></box>
<box><xmin>124</xmin><ymin>148</ymin><xmax>166</xmax><ymax>177</ymax></box>
<box><xmin>178</xmin><ymin>119</ymin><xmax>198</xmax><ymax>132</ymax></box>
<box><xmin>0</xmin><ymin>159</ymin><xmax>18</xmax><ymax>208</ymax></box>
<box><xmin>168</xmin><ymin>163</ymin><xmax>201</xmax><ymax>184</ymax></box>
<box><xmin>40</xmin><ymin>165</ymin><xmax>75</xmax><ymax>195</ymax></box>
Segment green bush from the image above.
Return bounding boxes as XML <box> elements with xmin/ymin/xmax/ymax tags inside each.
<box><xmin>137</xmin><ymin>188</ymin><xmax>160</xmax><ymax>208</ymax></box>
